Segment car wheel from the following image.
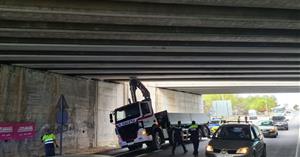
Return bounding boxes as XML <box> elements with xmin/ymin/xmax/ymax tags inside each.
<box><xmin>252</xmin><ymin>151</ymin><xmax>257</xmax><ymax>157</ymax></box>
<box><xmin>261</xmin><ymin>145</ymin><xmax>267</xmax><ymax>157</ymax></box>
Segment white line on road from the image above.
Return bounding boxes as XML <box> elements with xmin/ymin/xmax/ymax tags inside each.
<box><xmin>295</xmin><ymin>113</ymin><xmax>300</xmax><ymax>157</ymax></box>
<box><xmin>135</xmin><ymin>153</ymin><xmax>148</xmax><ymax>157</ymax></box>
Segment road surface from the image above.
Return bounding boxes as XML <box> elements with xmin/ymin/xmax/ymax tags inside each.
<box><xmin>100</xmin><ymin>112</ymin><xmax>300</xmax><ymax>157</ymax></box>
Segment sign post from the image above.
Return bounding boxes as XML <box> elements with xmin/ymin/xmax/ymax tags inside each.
<box><xmin>56</xmin><ymin>95</ymin><xmax>69</xmax><ymax>156</ymax></box>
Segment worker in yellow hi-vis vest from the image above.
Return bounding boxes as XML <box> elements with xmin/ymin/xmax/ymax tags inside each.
<box><xmin>189</xmin><ymin>121</ymin><xmax>200</xmax><ymax>157</ymax></box>
<box><xmin>41</xmin><ymin>129</ymin><xmax>59</xmax><ymax>156</ymax></box>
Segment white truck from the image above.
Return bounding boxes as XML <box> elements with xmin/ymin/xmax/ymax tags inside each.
<box><xmin>109</xmin><ymin>79</ymin><xmax>210</xmax><ymax>151</ymax></box>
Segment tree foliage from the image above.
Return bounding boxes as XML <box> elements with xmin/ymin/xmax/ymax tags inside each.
<box><xmin>203</xmin><ymin>94</ymin><xmax>277</xmax><ymax>114</ymax></box>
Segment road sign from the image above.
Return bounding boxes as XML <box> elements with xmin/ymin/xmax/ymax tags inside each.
<box><xmin>56</xmin><ymin>110</ymin><xmax>68</xmax><ymax>124</ymax></box>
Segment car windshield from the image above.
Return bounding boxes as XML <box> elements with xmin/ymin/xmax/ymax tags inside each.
<box><xmin>115</xmin><ymin>103</ymin><xmax>140</xmax><ymax>122</ymax></box>
<box><xmin>272</xmin><ymin>116</ymin><xmax>285</xmax><ymax>121</ymax></box>
<box><xmin>260</xmin><ymin>121</ymin><xmax>273</xmax><ymax>126</ymax></box>
<box><xmin>210</xmin><ymin>120</ymin><xmax>220</xmax><ymax>124</ymax></box>
<box><xmin>214</xmin><ymin>125</ymin><xmax>251</xmax><ymax>140</ymax></box>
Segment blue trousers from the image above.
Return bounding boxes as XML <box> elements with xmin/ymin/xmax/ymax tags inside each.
<box><xmin>44</xmin><ymin>143</ymin><xmax>55</xmax><ymax>156</ymax></box>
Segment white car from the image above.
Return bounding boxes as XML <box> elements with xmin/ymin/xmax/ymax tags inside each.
<box><xmin>257</xmin><ymin>120</ymin><xmax>278</xmax><ymax>138</ymax></box>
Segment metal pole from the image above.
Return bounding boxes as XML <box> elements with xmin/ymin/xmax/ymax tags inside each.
<box><xmin>60</xmin><ymin>96</ymin><xmax>63</xmax><ymax>155</ymax></box>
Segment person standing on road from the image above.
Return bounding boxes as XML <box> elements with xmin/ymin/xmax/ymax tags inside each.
<box><xmin>189</xmin><ymin>121</ymin><xmax>200</xmax><ymax>157</ymax></box>
<box><xmin>172</xmin><ymin>121</ymin><xmax>188</xmax><ymax>155</ymax></box>
<box><xmin>41</xmin><ymin>128</ymin><xmax>59</xmax><ymax>157</ymax></box>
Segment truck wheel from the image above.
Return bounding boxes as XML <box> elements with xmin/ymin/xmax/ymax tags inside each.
<box><xmin>198</xmin><ymin>129</ymin><xmax>203</xmax><ymax>141</ymax></box>
<box><xmin>128</xmin><ymin>144</ymin><xmax>142</xmax><ymax>151</ymax></box>
<box><xmin>201</xmin><ymin>126</ymin><xmax>210</xmax><ymax>137</ymax></box>
<box><xmin>136</xmin><ymin>144</ymin><xmax>143</xmax><ymax>149</ymax></box>
<box><xmin>151</xmin><ymin>131</ymin><xmax>162</xmax><ymax>150</ymax></box>
<box><xmin>128</xmin><ymin>145</ymin><xmax>136</xmax><ymax>151</ymax></box>
<box><xmin>168</xmin><ymin>129</ymin><xmax>174</xmax><ymax>145</ymax></box>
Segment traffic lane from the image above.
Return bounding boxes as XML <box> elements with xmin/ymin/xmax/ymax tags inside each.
<box><xmin>153</xmin><ymin>141</ymin><xmax>209</xmax><ymax>157</ymax></box>
<box><xmin>122</xmin><ymin>141</ymin><xmax>209</xmax><ymax>157</ymax></box>
<box><xmin>264</xmin><ymin>113</ymin><xmax>299</xmax><ymax>157</ymax></box>
<box><xmin>102</xmin><ymin>120</ymin><xmax>299</xmax><ymax>157</ymax></box>
<box><xmin>100</xmin><ymin>113</ymin><xmax>300</xmax><ymax>157</ymax></box>
<box><xmin>98</xmin><ymin>140</ymin><xmax>209</xmax><ymax>157</ymax></box>
<box><xmin>114</xmin><ymin>121</ymin><xmax>299</xmax><ymax>157</ymax></box>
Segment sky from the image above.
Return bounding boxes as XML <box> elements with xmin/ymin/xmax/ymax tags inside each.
<box><xmin>239</xmin><ymin>93</ymin><xmax>300</xmax><ymax>107</ymax></box>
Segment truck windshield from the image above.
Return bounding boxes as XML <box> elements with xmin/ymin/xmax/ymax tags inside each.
<box><xmin>115</xmin><ymin>103</ymin><xmax>140</xmax><ymax>122</ymax></box>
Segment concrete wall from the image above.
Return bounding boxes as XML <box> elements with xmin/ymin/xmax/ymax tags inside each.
<box><xmin>124</xmin><ymin>82</ymin><xmax>203</xmax><ymax>113</ymax></box>
<box><xmin>156</xmin><ymin>88</ymin><xmax>203</xmax><ymax>113</ymax></box>
<box><xmin>96</xmin><ymin>81</ymin><xmax>124</xmax><ymax>147</ymax></box>
<box><xmin>0</xmin><ymin>64</ymin><xmax>204</xmax><ymax>155</ymax></box>
<box><xmin>0</xmin><ymin>64</ymin><xmax>97</xmax><ymax>157</ymax></box>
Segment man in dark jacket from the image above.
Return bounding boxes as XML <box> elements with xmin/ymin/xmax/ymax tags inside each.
<box><xmin>172</xmin><ymin>121</ymin><xmax>188</xmax><ymax>155</ymax></box>
<box><xmin>189</xmin><ymin>121</ymin><xmax>200</xmax><ymax>156</ymax></box>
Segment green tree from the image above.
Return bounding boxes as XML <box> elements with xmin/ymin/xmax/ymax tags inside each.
<box><xmin>203</xmin><ymin>94</ymin><xmax>277</xmax><ymax>114</ymax></box>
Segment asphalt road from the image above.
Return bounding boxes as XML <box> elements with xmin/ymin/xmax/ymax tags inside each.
<box><xmin>100</xmin><ymin>112</ymin><xmax>300</xmax><ymax>157</ymax></box>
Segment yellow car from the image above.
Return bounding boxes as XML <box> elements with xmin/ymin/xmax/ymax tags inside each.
<box><xmin>208</xmin><ymin>119</ymin><xmax>222</xmax><ymax>134</ymax></box>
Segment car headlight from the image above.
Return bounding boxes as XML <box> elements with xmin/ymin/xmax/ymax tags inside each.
<box><xmin>206</xmin><ymin>145</ymin><xmax>214</xmax><ymax>152</ymax></box>
<box><xmin>236</xmin><ymin>147</ymin><xmax>249</xmax><ymax>154</ymax></box>
<box><xmin>270</xmin><ymin>128</ymin><xmax>277</xmax><ymax>132</ymax></box>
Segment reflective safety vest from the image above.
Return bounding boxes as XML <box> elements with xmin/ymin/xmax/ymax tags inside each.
<box><xmin>189</xmin><ymin>124</ymin><xmax>199</xmax><ymax>130</ymax></box>
<box><xmin>189</xmin><ymin>124</ymin><xmax>200</xmax><ymax>141</ymax></box>
<box><xmin>42</xmin><ymin>133</ymin><xmax>56</xmax><ymax>145</ymax></box>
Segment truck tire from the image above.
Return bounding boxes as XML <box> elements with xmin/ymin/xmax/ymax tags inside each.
<box><xmin>201</xmin><ymin>125</ymin><xmax>210</xmax><ymax>137</ymax></box>
<box><xmin>168</xmin><ymin>129</ymin><xmax>174</xmax><ymax>145</ymax></box>
<box><xmin>128</xmin><ymin>145</ymin><xmax>136</xmax><ymax>151</ymax></box>
<box><xmin>198</xmin><ymin>129</ymin><xmax>203</xmax><ymax>141</ymax></box>
<box><xmin>151</xmin><ymin>131</ymin><xmax>162</xmax><ymax>150</ymax></box>
<box><xmin>128</xmin><ymin>144</ymin><xmax>142</xmax><ymax>151</ymax></box>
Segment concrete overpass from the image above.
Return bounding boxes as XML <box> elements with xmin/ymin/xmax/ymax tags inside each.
<box><xmin>0</xmin><ymin>1</ymin><xmax>300</xmax><ymax>157</ymax></box>
<box><xmin>0</xmin><ymin>0</ymin><xmax>299</xmax><ymax>81</ymax></box>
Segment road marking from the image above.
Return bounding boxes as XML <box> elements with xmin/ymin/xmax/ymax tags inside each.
<box><xmin>295</xmin><ymin>114</ymin><xmax>300</xmax><ymax>157</ymax></box>
<box><xmin>136</xmin><ymin>153</ymin><xmax>148</xmax><ymax>157</ymax></box>
<box><xmin>153</xmin><ymin>150</ymin><xmax>162</xmax><ymax>153</ymax></box>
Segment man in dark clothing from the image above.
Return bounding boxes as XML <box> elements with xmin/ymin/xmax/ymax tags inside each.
<box><xmin>189</xmin><ymin>121</ymin><xmax>200</xmax><ymax>156</ymax></box>
<box><xmin>172</xmin><ymin>121</ymin><xmax>188</xmax><ymax>155</ymax></box>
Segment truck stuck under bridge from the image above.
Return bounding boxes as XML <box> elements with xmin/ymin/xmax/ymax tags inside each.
<box><xmin>109</xmin><ymin>79</ymin><xmax>210</xmax><ymax>151</ymax></box>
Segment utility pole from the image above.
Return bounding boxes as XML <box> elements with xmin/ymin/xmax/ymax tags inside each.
<box><xmin>265</xmin><ymin>99</ymin><xmax>269</xmax><ymax>116</ymax></box>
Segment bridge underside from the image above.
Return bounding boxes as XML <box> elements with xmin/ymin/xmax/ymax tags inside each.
<box><xmin>0</xmin><ymin>0</ymin><xmax>299</xmax><ymax>81</ymax></box>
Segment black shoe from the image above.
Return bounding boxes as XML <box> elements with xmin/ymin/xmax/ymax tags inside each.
<box><xmin>184</xmin><ymin>150</ymin><xmax>188</xmax><ymax>153</ymax></box>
